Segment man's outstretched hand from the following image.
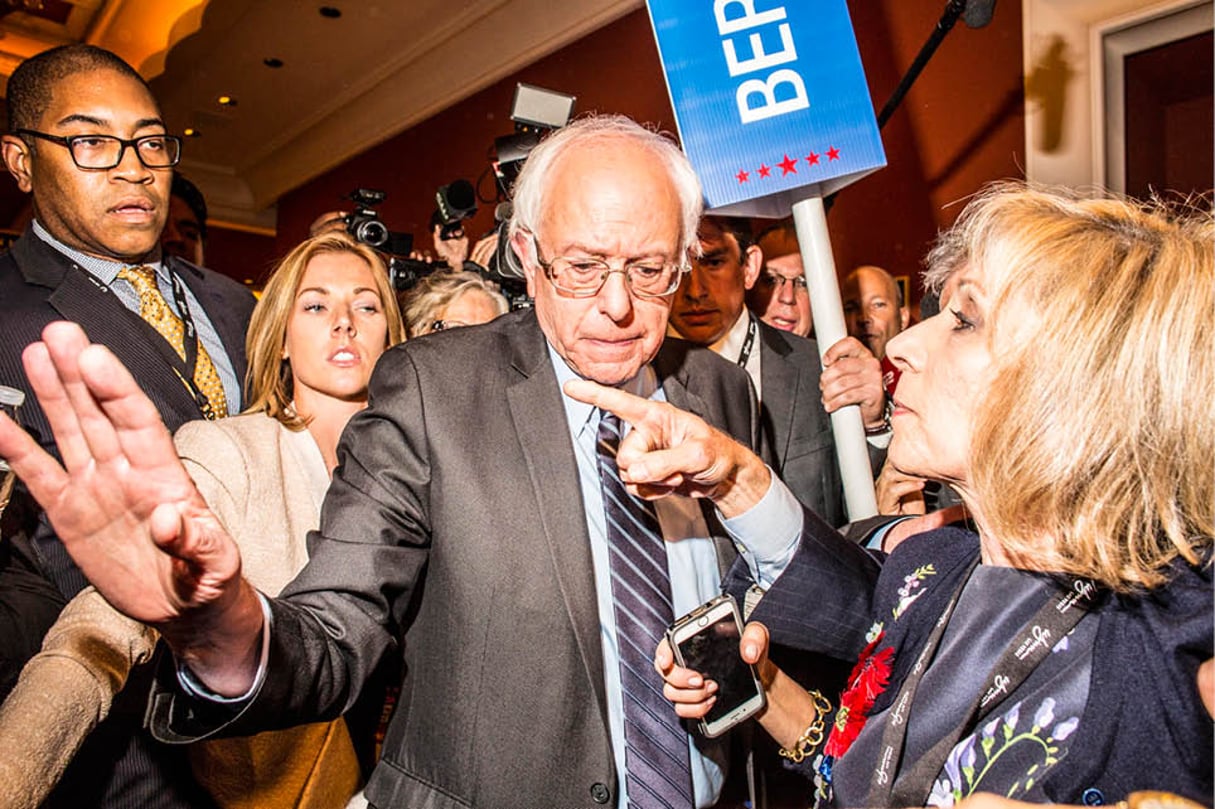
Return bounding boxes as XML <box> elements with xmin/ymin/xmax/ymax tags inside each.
<box><xmin>0</xmin><ymin>322</ymin><xmax>263</xmax><ymax>695</ymax></box>
<box><xmin>563</xmin><ymin>378</ymin><xmax>771</xmax><ymax>519</ymax></box>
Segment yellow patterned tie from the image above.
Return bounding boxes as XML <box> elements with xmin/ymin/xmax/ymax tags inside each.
<box><xmin>117</xmin><ymin>265</ymin><xmax>228</xmax><ymax>419</ymax></box>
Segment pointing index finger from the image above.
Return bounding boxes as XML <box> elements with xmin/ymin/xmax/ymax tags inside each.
<box><xmin>562</xmin><ymin>379</ymin><xmax>660</xmax><ymax>427</ymax></box>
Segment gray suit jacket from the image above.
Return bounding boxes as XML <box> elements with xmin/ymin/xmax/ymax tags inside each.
<box><xmin>756</xmin><ymin>321</ymin><xmax>847</xmax><ymax>528</ymax></box>
<box><xmin>152</xmin><ymin>310</ymin><xmax>762</xmax><ymax>809</ymax></box>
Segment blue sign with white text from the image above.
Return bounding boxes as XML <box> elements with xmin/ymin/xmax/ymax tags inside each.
<box><xmin>646</xmin><ymin>0</ymin><xmax>886</xmax><ymax>216</ymax></box>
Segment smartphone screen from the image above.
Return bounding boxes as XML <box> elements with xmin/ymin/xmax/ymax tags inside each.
<box><xmin>675</xmin><ymin>609</ymin><xmax>760</xmax><ymax>729</ymax></box>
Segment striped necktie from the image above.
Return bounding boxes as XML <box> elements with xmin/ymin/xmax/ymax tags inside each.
<box><xmin>597</xmin><ymin>411</ymin><xmax>694</xmax><ymax>809</ymax></box>
<box><xmin>117</xmin><ymin>265</ymin><xmax>227</xmax><ymax>419</ymax></box>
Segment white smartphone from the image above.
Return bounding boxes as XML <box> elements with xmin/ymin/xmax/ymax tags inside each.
<box><xmin>666</xmin><ymin>594</ymin><xmax>766</xmax><ymax>738</ymax></box>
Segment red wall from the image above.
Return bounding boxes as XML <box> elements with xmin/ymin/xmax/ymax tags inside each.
<box><xmin>205</xmin><ymin>225</ymin><xmax>283</xmax><ymax>289</ymax></box>
<box><xmin>276</xmin><ymin>3</ymin><xmax>1026</xmax><ymax>313</ymax></box>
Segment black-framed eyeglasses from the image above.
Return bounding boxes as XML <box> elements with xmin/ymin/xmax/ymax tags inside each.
<box><xmin>529</xmin><ymin>233</ymin><xmax>687</xmax><ymax>299</ymax></box>
<box><xmin>758</xmin><ymin>271</ymin><xmax>808</xmax><ymax>292</ymax></box>
<box><xmin>16</xmin><ymin>129</ymin><xmax>182</xmax><ymax>170</ymax></box>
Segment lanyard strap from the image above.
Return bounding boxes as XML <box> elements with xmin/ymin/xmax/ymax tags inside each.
<box><xmin>165</xmin><ymin>268</ymin><xmax>221</xmax><ymax>419</ymax></box>
<box><xmin>167</xmin><ymin>269</ymin><xmax>201</xmax><ymax>384</ymax></box>
<box><xmin>867</xmin><ymin>561</ymin><xmax>1100</xmax><ymax>806</ymax></box>
<box><xmin>736</xmin><ymin>313</ymin><xmax>758</xmax><ymax>368</ymax></box>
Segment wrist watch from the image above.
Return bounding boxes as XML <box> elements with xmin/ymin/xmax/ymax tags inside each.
<box><xmin>864</xmin><ymin>396</ymin><xmax>893</xmax><ymax>436</ymax></box>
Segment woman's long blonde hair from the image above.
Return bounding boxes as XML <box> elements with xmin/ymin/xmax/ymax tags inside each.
<box><xmin>925</xmin><ymin>183</ymin><xmax>1213</xmax><ymax>590</ymax></box>
<box><xmin>243</xmin><ymin>232</ymin><xmax>405</xmax><ymax>429</ymax></box>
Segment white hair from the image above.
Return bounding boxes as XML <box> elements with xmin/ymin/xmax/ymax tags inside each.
<box><xmin>506</xmin><ymin>114</ymin><xmax>703</xmax><ymax>260</ymax></box>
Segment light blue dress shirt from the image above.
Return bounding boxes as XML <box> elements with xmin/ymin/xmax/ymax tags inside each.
<box><xmin>549</xmin><ymin>343</ymin><xmax>802</xmax><ymax>809</ymax></box>
<box><xmin>33</xmin><ymin>220</ymin><xmax>242</xmax><ymax>414</ymax></box>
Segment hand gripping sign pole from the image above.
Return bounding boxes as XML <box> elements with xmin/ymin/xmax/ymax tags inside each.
<box><xmin>646</xmin><ymin>0</ymin><xmax>886</xmax><ymax>519</ymax></box>
<box><xmin>791</xmin><ymin>195</ymin><xmax>876</xmax><ymax>519</ymax></box>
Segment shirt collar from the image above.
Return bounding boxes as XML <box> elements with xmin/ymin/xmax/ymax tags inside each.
<box><xmin>32</xmin><ymin>219</ymin><xmax>164</xmax><ymax>285</ymax></box>
<box><xmin>547</xmin><ymin>340</ymin><xmax>658</xmax><ymax>439</ymax></box>
<box><xmin>710</xmin><ymin>309</ymin><xmax>751</xmax><ymax>361</ymax></box>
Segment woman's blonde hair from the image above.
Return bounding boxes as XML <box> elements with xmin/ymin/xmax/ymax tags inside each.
<box><xmin>401</xmin><ymin>269</ymin><xmax>509</xmax><ymax>338</ymax></box>
<box><xmin>925</xmin><ymin>182</ymin><xmax>1213</xmax><ymax>590</ymax></box>
<box><xmin>244</xmin><ymin>231</ymin><xmax>405</xmax><ymax>429</ymax></box>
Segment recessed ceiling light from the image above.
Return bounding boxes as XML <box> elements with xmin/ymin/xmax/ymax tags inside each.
<box><xmin>183</xmin><ymin>128</ymin><xmax>201</xmax><ymax>137</ymax></box>
<box><xmin>319</xmin><ymin>6</ymin><xmax>341</xmax><ymax>18</ymax></box>
<box><xmin>217</xmin><ymin>95</ymin><xmax>237</xmax><ymax>107</ymax></box>
<box><xmin>263</xmin><ymin>57</ymin><xmax>284</xmax><ymax>68</ymax></box>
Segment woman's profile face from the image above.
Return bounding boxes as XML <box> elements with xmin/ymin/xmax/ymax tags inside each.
<box><xmin>283</xmin><ymin>251</ymin><xmax>390</xmax><ymax>412</ymax></box>
<box><xmin>885</xmin><ymin>263</ymin><xmax>997</xmax><ymax>489</ymax></box>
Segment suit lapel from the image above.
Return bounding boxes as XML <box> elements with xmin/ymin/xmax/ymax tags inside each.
<box><xmin>758</xmin><ymin>323</ymin><xmax>800</xmax><ymax>465</ymax></box>
<box><xmin>503</xmin><ymin>317</ymin><xmax>609</xmax><ymax>719</ymax></box>
<box><xmin>170</xmin><ymin>257</ymin><xmax>250</xmax><ymax>395</ymax></box>
<box><xmin>652</xmin><ymin>342</ymin><xmax>737</xmax><ymax>579</ymax></box>
<box><xmin>33</xmin><ymin>246</ymin><xmax>203</xmax><ymax>425</ymax></box>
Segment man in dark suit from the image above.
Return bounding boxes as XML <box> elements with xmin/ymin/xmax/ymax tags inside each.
<box><xmin>668</xmin><ymin>216</ymin><xmax>889</xmax><ymax>529</ymax></box>
<box><xmin>0</xmin><ymin>44</ymin><xmax>253</xmax><ymax>807</ymax></box>
<box><xmin>0</xmin><ymin>116</ymin><xmax>877</xmax><ymax>808</ymax></box>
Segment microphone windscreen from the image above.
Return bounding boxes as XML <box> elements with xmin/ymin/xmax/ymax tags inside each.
<box><xmin>964</xmin><ymin>0</ymin><xmax>996</xmax><ymax>28</ymax></box>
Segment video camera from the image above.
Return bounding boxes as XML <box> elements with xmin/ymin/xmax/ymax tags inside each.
<box><xmin>485</xmin><ymin>83</ymin><xmax>576</xmax><ymax>287</ymax></box>
<box><xmin>434</xmin><ymin>180</ymin><xmax>477</xmax><ymax>241</ymax></box>
<box><xmin>342</xmin><ymin>188</ymin><xmax>432</xmax><ymax>291</ymax></box>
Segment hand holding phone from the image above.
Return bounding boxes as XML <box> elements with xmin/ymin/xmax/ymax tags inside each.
<box><xmin>666</xmin><ymin>594</ymin><xmax>766</xmax><ymax>737</ymax></box>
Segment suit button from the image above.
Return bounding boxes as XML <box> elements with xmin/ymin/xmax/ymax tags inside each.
<box><xmin>590</xmin><ymin>783</ymin><xmax>611</xmax><ymax>804</ymax></box>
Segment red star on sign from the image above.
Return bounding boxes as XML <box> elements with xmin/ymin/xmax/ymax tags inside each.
<box><xmin>806</xmin><ymin>151</ymin><xmax>820</xmax><ymax>166</ymax></box>
<box><xmin>826</xmin><ymin>146</ymin><xmax>841</xmax><ymax>161</ymax></box>
<box><xmin>757</xmin><ymin>163</ymin><xmax>772</xmax><ymax>178</ymax></box>
<box><xmin>736</xmin><ymin>169</ymin><xmax>750</xmax><ymax>183</ymax></box>
<box><xmin>778</xmin><ymin>154</ymin><xmax>798</xmax><ymax>175</ymax></box>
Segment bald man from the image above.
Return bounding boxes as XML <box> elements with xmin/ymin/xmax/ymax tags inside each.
<box><xmin>843</xmin><ymin>265</ymin><xmax>910</xmax><ymax>395</ymax></box>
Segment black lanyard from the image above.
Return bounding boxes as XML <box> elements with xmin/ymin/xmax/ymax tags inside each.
<box><xmin>865</xmin><ymin>560</ymin><xmax>1100</xmax><ymax>806</ymax></box>
<box><xmin>121</xmin><ymin>264</ymin><xmax>218</xmax><ymax>421</ymax></box>
<box><xmin>736</xmin><ymin>313</ymin><xmax>758</xmax><ymax>368</ymax></box>
<box><xmin>167</xmin><ymin>269</ymin><xmax>201</xmax><ymax>386</ymax></box>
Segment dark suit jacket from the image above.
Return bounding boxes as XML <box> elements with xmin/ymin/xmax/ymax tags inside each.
<box><xmin>0</xmin><ymin>227</ymin><xmax>254</xmax><ymax>809</ymax></box>
<box><xmin>755</xmin><ymin>321</ymin><xmax>847</xmax><ymax>528</ymax></box>
<box><xmin>0</xmin><ymin>227</ymin><xmax>255</xmax><ymax>595</ymax></box>
<box><xmin>152</xmin><ymin>310</ymin><xmax>765</xmax><ymax>809</ymax></box>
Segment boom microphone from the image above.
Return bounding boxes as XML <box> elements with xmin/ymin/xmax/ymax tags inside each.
<box><xmin>963</xmin><ymin>0</ymin><xmax>997</xmax><ymax>29</ymax></box>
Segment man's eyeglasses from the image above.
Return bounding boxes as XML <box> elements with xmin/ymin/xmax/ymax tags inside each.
<box><xmin>16</xmin><ymin>130</ymin><xmax>182</xmax><ymax>170</ymax></box>
<box><xmin>758</xmin><ymin>271</ymin><xmax>808</xmax><ymax>292</ymax></box>
<box><xmin>529</xmin><ymin>234</ymin><xmax>687</xmax><ymax>299</ymax></box>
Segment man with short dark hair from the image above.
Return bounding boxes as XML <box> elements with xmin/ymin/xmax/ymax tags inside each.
<box><xmin>162</xmin><ymin>172</ymin><xmax>208</xmax><ymax>266</ymax></box>
<box><xmin>670</xmin><ymin>215</ymin><xmax>889</xmax><ymax>528</ymax></box>
<box><xmin>747</xmin><ymin>221</ymin><xmax>812</xmax><ymax>338</ymax></box>
<box><xmin>0</xmin><ymin>43</ymin><xmax>254</xmax><ymax>807</ymax></box>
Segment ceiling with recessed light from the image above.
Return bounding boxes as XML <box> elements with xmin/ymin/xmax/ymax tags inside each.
<box><xmin>0</xmin><ymin>0</ymin><xmax>640</xmax><ymax>232</ymax></box>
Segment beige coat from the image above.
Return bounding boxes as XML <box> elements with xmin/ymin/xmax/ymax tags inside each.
<box><xmin>0</xmin><ymin>413</ymin><xmax>359</xmax><ymax>809</ymax></box>
<box><xmin>175</xmin><ymin>413</ymin><xmax>360</xmax><ymax>809</ymax></box>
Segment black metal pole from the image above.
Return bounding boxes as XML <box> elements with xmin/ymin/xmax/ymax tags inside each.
<box><xmin>824</xmin><ymin>0</ymin><xmax>969</xmax><ymax>212</ymax></box>
<box><xmin>876</xmin><ymin>0</ymin><xmax>968</xmax><ymax>130</ymax></box>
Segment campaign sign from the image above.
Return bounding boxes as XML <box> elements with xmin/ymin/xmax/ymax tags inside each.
<box><xmin>646</xmin><ymin>0</ymin><xmax>886</xmax><ymax>216</ymax></box>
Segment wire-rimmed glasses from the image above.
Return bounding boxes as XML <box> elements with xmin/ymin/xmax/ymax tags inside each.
<box><xmin>529</xmin><ymin>234</ymin><xmax>687</xmax><ymax>299</ymax></box>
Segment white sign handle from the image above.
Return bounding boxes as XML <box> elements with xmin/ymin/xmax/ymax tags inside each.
<box><xmin>791</xmin><ymin>194</ymin><xmax>878</xmax><ymax>521</ymax></box>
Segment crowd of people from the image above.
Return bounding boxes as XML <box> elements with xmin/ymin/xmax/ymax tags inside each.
<box><xmin>0</xmin><ymin>42</ymin><xmax>1209</xmax><ymax>809</ymax></box>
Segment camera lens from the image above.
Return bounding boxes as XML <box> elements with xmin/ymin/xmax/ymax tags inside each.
<box><xmin>354</xmin><ymin>219</ymin><xmax>389</xmax><ymax>248</ymax></box>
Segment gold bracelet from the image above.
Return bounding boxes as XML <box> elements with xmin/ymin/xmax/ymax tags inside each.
<box><xmin>777</xmin><ymin>690</ymin><xmax>833</xmax><ymax>763</ymax></box>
